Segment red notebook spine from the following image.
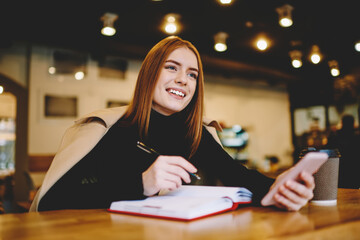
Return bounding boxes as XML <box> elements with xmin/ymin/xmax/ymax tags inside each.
<box><xmin>107</xmin><ymin>200</ymin><xmax>251</xmax><ymax>221</ymax></box>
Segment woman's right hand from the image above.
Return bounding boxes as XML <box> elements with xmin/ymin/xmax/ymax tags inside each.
<box><xmin>142</xmin><ymin>155</ymin><xmax>198</xmax><ymax>196</ymax></box>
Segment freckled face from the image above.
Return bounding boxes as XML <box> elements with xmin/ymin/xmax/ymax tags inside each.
<box><xmin>152</xmin><ymin>47</ymin><xmax>199</xmax><ymax>116</ymax></box>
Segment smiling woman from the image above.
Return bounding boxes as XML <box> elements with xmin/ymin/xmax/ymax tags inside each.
<box><xmin>30</xmin><ymin>36</ymin><xmax>315</xmax><ymax>213</ymax></box>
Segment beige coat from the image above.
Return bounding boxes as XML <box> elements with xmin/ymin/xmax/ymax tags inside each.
<box><xmin>30</xmin><ymin>106</ymin><xmax>222</xmax><ymax>211</ymax></box>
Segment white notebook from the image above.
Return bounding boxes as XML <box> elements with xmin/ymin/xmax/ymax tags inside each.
<box><xmin>108</xmin><ymin>185</ymin><xmax>252</xmax><ymax>221</ymax></box>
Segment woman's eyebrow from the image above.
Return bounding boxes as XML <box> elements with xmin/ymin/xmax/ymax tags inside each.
<box><xmin>165</xmin><ymin>59</ymin><xmax>199</xmax><ymax>73</ymax></box>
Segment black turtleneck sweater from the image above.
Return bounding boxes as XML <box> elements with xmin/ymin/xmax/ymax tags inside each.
<box><xmin>38</xmin><ymin>110</ymin><xmax>274</xmax><ymax>211</ymax></box>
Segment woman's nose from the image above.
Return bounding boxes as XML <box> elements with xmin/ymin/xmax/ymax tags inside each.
<box><xmin>175</xmin><ymin>71</ymin><xmax>187</xmax><ymax>85</ymax></box>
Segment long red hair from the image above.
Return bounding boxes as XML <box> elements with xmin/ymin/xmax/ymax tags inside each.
<box><xmin>123</xmin><ymin>36</ymin><xmax>204</xmax><ymax>158</ymax></box>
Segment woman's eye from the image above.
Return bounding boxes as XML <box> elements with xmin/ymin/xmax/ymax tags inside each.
<box><xmin>165</xmin><ymin>65</ymin><xmax>176</xmax><ymax>71</ymax></box>
<box><xmin>188</xmin><ymin>73</ymin><xmax>198</xmax><ymax>79</ymax></box>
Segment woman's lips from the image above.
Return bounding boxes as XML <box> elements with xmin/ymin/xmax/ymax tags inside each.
<box><xmin>167</xmin><ymin>88</ymin><xmax>186</xmax><ymax>98</ymax></box>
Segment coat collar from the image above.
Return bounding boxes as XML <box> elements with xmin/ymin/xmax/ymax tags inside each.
<box><xmin>75</xmin><ymin>106</ymin><xmax>129</xmax><ymax>128</ymax></box>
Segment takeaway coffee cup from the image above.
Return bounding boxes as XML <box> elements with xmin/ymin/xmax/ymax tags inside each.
<box><xmin>299</xmin><ymin>148</ymin><xmax>340</xmax><ymax>206</ymax></box>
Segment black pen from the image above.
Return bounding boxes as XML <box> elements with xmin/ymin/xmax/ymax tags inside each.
<box><xmin>137</xmin><ymin>141</ymin><xmax>201</xmax><ymax>180</ymax></box>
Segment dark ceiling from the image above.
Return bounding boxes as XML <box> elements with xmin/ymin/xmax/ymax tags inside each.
<box><xmin>1</xmin><ymin>0</ymin><xmax>359</xmax><ymax>89</ymax></box>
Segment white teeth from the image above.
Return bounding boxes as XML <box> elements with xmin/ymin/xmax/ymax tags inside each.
<box><xmin>169</xmin><ymin>89</ymin><xmax>185</xmax><ymax>97</ymax></box>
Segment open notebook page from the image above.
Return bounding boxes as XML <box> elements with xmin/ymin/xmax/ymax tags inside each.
<box><xmin>159</xmin><ymin>185</ymin><xmax>252</xmax><ymax>203</ymax></box>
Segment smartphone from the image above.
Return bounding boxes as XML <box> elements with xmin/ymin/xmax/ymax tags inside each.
<box><xmin>261</xmin><ymin>152</ymin><xmax>328</xmax><ymax>206</ymax></box>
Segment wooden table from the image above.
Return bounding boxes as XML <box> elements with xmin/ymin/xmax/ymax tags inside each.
<box><xmin>1</xmin><ymin>188</ymin><xmax>360</xmax><ymax>240</ymax></box>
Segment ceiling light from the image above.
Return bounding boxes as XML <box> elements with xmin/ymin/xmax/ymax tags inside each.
<box><xmin>330</xmin><ymin>68</ymin><xmax>340</xmax><ymax>77</ymax></box>
<box><xmin>355</xmin><ymin>41</ymin><xmax>360</xmax><ymax>52</ymax></box>
<box><xmin>101</xmin><ymin>13</ymin><xmax>118</xmax><ymax>36</ymax></box>
<box><xmin>276</xmin><ymin>4</ymin><xmax>294</xmax><ymax>27</ymax></box>
<box><xmin>165</xmin><ymin>23</ymin><xmax>177</xmax><ymax>34</ymax></box>
<box><xmin>256</xmin><ymin>38</ymin><xmax>268</xmax><ymax>51</ymax></box>
<box><xmin>289</xmin><ymin>50</ymin><xmax>303</xmax><ymax>68</ymax></box>
<box><xmin>218</xmin><ymin>0</ymin><xmax>232</xmax><ymax>5</ymax></box>
<box><xmin>309</xmin><ymin>45</ymin><xmax>322</xmax><ymax>64</ymax></box>
<box><xmin>245</xmin><ymin>21</ymin><xmax>253</xmax><ymax>28</ymax></box>
<box><xmin>162</xmin><ymin>14</ymin><xmax>181</xmax><ymax>35</ymax></box>
<box><xmin>328</xmin><ymin>60</ymin><xmax>340</xmax><ymax>77</ymax></box>
<box><xmin>214</xmin><ymin>32</ymin><xmax>229</xmax><ymax>52</ymax></box>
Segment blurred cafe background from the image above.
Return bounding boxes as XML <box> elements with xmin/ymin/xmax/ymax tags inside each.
<box><xmin>0</xmin><ymin>0</ymin><xmax>359</xmax><ymax>212</ymax></box>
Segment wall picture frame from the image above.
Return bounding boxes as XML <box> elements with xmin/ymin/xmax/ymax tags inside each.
<box><xmin>45</xmin><ymin>95</ymin><xmax>78</xmax><ymax>117</ymax></box>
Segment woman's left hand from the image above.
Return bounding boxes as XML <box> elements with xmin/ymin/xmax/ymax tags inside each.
<box><xmin>272</xmin><ymin>171</ymin><xmax>315</xmax><ymax>211</ymax></box>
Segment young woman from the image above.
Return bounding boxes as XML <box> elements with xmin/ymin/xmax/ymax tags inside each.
<box><xmin>30</xmin><ymin>36</ymin><xmax>314</xmax><ymax>212</ymax></box>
